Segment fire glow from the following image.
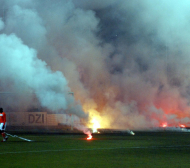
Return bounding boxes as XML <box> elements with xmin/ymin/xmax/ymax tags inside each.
<box><xmin>180</xmin><ymin>124</ymin><xmax>186</xmax><ymax>128</ymax></box>
<box><xmin>85</xmin><ymin>109</ymin><xmax>102</xmax><ymax>133</ymax></box>
<box><xmin>87</xmin><ymin>134</ymin><xmax>92</xmax><ymax>140</ymax></box>
<box><xmin>161</xmin><ymin>122</ymin><xmax>168</xmax><ymax>128</ymax></box>
<box><xmin>92</xmin><ymin>118</ymin><xmax>100</xmax><ymax>133</ymax></box>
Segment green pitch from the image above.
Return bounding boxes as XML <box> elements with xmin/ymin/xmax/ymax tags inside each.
<box><xmin>0</xmin><ymin>132</ymin><xmax>190</xmax><ymax>168</ymax></box>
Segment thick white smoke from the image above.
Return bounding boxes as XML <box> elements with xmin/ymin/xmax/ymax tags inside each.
<box><xmin>0</xmin><ymin>33</ymin><xmax>86</xmax><ymax>117</ymax></box>
<box><xmin>1</xmin><ymin>0</ymin><xmax>190</xmax><ymax>129</ymax></box>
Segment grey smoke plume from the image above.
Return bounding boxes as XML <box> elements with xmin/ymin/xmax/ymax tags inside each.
<box><xmin>1</xmin><ymin>0</ymin><xmax>190</xmax><ymax>129</ymax></box>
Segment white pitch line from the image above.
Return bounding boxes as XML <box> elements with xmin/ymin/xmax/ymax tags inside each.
<box><xmin>0</xmin><ymin>145</ymin><xmax>190</xmax><ymax>155</ymax></box>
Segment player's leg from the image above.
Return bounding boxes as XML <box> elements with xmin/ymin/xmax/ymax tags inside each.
<box><xmin>0</xmin><ymin>123</ymin><xmax>5</xmax><ymax>141</ymax></box>
<box><xmin>1</xmin><ymin>132</ymin><xmax>6</xmax><ymax>141</ymax></box>
<box><xmin>3</xmin><ymin>122</ymin><xmax>8</xmax><ymax>140</ymax></box>
<box><xmin>0</xmin><ymin>123</ymin><xmax>8</xmax><ymax>142</ymax></box>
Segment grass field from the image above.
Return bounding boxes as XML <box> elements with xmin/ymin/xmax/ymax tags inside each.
<box><xmin>0</xmin><ymin>131</ymin><xmax>190</xmax><ymax>168</ymax></box>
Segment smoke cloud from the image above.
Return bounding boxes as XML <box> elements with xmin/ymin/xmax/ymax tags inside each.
<box><xmin>1</xmin><ymin>0</ymin><xmax>190</xmax><ymax>129</ymax></box>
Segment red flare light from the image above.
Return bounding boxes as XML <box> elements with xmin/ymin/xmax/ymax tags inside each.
<box><xmin>180</xmin><ymin>124</ymin><xmax>186</xmax><ymax>128</ymax></box>
<box><xmin>87</xmin><ymin>134</ymin><xmax>92</xmax><ymax>140</ymax></box>
<box><xmin>161</xmin><ymin>122</ymin><xmax>167</xmax><ymax>127</ymax></box>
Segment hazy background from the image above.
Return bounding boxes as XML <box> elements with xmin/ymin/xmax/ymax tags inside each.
<box><xmin>0</xmin><ymin>0</ymin><xmax>190</xmax><ymax>129</ymax></box>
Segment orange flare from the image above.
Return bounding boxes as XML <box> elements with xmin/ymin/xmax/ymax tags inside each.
<box><xmin>87</xmin><ymin>134</ymin><xmax>92</xmax><ymax>140</ymax></box>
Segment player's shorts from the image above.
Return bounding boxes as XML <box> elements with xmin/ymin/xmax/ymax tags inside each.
<box><xmin>0</xmin><ymin>123</ymin><xmax>6</xmax><ymax>131</ymax></box>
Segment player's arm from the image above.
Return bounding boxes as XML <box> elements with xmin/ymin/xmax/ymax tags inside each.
<box><xmin>3</xmin><ymin>113</ymin><xmax>6</xmax><ymax>125</ymax></box>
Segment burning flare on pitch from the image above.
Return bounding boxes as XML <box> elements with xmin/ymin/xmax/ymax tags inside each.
<box><xmin>87</xmin><ymin>134</ymin><xmax>92</xmax><ymax>140</ymax></box>
<box><xmin>83</xmin><ymin>129</ymin><xmax>93</xmax><ymax>140</ymax></box>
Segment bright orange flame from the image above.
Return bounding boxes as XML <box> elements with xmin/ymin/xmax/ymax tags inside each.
<box><xmin>180</xmin><ymin>124</ymin><xmax>186</xmax><ymax>128</ymax></box>
<box><xmin>91</xmin><ymin>118</ymin><xmax>100</xmax><ymax>133</ymax></box>
<box><xmin>87</xmin><ymin>134</ymin><xmax>92</xmax><ymax>140</ymax></box>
